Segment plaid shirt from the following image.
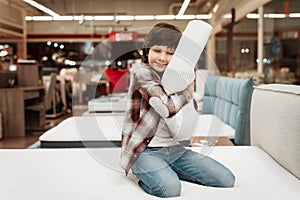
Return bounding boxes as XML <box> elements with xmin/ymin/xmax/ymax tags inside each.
<box><xmin>120</xmin><ymin>65</ymin><xmax>193</xmax><ymax>174</ymax></box>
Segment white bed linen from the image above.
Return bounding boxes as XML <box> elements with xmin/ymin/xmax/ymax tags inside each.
<box><xmin>0</xmin><ymin>147</ymin><xmax>299</xmax><ymax>200</ymax></box>
<box><xmin>40</xmin><ymin>114</ymin><xmax>235</xmax><ymax>143</ymax></box>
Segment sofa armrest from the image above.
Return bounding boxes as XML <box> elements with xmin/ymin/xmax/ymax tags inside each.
<box><xmin>251</xmin><ymin>84</ymin><xmax>300</xmax><ymax>179</ymax></box>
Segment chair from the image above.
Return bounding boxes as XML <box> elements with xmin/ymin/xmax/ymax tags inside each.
<box><xmin>25</xmin><ymin>73</ymin><xmax>57</xmax><ymax>131</ymax></box>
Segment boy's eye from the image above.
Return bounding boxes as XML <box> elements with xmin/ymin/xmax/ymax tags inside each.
<box><xmin>152</xmin><ymin>48</ymin><xmax>161</xmax><ymax>53</ymax></box>
<box><xmin>167</xmin><ymin>52</ymin><xmax>174</xmax><ymax>55</ymax></box>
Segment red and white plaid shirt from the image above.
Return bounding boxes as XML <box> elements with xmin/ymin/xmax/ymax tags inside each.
<box><xmin>120</xmin><ymin>65</ymin><xmax>193</xmax><ymax>174</ymax></box>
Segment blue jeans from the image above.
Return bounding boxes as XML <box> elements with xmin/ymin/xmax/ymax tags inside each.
<box><xmin>131</xmin><ymin>145</ymin><xmax>235</xmax><ymax>198</ymax></box>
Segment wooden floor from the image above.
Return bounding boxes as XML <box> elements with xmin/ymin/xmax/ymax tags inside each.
<box><xmin>0</xmin><ymin>113</ymin><xmax>72</xmax><ymax>149</ymax></box>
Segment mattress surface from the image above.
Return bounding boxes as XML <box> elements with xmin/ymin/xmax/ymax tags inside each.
<box><xmin>0</xmin><ymin>146</ymin><xmax>299</xmax><ymax>200</ymax></box>
<box><xmin>88</xmin><ymin>93</ymin><xmax>127</xmax><ymax>113</ymax></box>
<box><xmin>39</xmin><ymin>114</ymin><xmax>235</xmax><ymax>148</ymax></box>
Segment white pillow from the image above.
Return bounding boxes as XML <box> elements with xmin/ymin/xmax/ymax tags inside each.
<box><xmin>164</xmin><ymin>100</ymin><xmax>198</xmax><ymax>141</ymax></box>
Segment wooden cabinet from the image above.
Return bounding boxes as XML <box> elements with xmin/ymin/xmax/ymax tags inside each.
<box><xmin>0</xmin><ymin>86</ymin><xmax>45</xmax><ymax>137</ymax></box>
<box><xmin>17</xmin><ymin>61</ymin><xmax>43</xmax><ymax>87</ymax></box>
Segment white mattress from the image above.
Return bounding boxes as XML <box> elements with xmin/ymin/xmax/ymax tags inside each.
<box><xmin>0</xmin><ymin>147</ymin><xmax>299</xmax><ymax>200</ymax></box>
<box><xmin>88</xmin><ymin>93</ymin><xmax>127</xmax><ymax>113</ymax></box>
<box><xmin>39</xmin><ymin>114</ymin><xmax>235</xmax><ymax>148</ymax></box>
<box><xmin>192</xmin><ymin>114</ymin><xmax>235</xmax><ymax>139</ymax></box>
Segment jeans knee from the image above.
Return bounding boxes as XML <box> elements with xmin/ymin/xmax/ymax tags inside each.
<box><xmin>144</xmin><ymin>179</ymin><xmax>181</xmax><ymax>198</ymax></box>
<box><xmin>222</xmin><ymin>171</ymin><xmax>236</xmax><ymax>188</ymax></box>
<box><xmin>164</xmin><ymin>180</ymin><xmax>181</xmax><ymax>198</ymax></box>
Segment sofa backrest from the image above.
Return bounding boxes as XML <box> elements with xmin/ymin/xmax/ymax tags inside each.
<box><xmin>202</xmin><ymin>75</ymin><xmax>256</xmax><ymax>145</ymax></box>
<box><xmin>251</xmin><ymin>84</ymin><xmax>300</xmax><ymax>179</ymax></box>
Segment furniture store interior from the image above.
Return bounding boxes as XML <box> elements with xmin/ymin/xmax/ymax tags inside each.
<box><xmin>0</xmin><ymin>0</ymin><xmax>299</xmax><ymax>199</ymax></box>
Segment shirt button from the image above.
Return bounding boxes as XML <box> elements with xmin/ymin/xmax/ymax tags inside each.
<box><xmin>134</xmin><ymin>155</ymin><xmax>137</xmax><ymax>158</ymax></box>
<box><xmin>146</xmin><ymin>140</ymin><xmax>150</xmax><ymax>143</ymax></box>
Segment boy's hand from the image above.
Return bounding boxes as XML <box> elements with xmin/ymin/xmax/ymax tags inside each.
<box><xmin>188</xmin><ymin>81</ymin><xmax>195</xmax><ymax>93</ymax></box>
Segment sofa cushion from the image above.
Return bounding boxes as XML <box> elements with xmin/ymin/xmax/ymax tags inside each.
<box><xmin>251</xmin><ymin>84</ymin><xmax>300</xmax><ymax>179</ymax></box>
<box><xmin>202</xmin><ymin>75</ymin><xmax>255</xmax><ymax>145</ymax></box>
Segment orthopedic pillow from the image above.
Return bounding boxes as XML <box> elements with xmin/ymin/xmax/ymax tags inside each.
<box><xmin>150</xmin><ymin>20</ymin><xmax>212</xmax><ymax>118</ymax></box>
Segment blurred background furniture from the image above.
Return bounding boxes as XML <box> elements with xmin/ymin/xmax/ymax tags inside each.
<box><xmin>25</xmin><ymin>73</ymin><xmax>57</xmax><ymax>131</ymax></box>
<box><xmin>0</xmin><ymin>86</ymin><xmax>45</xmax><ymax>137</ymax></box>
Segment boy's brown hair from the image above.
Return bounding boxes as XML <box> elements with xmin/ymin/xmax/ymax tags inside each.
<box><xmin>142</xmin><ymin>22</ymin><xmax>182</xmax><ymax>64</ymax></box>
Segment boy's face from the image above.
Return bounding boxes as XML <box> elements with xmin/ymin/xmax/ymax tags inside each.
<box><xmin>148</xmin><ymin>45</ymin><xmax>174</xmax><ymax>72</ymax></box>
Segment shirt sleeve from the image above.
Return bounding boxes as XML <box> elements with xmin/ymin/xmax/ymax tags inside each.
<box><xmin>134</xmin><ymin>67</ymin><xmax>193</xmax><ymax>117</ymax></box>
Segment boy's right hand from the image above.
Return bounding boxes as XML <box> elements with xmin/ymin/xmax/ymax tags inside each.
<box><xmin>188</xmin><ymin>81</ymin><xmax>195</xmax><ymax>93</ymax></box>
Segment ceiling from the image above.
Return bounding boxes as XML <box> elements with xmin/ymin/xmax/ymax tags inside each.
<box><xmin>1</xmin><ymin>0</ymin><xmax>299</xmax><ymax>40</ymax></box>
<box><xmin>1</xmin><ymin>0</ymin><xmax>222</xmax><ymax>39</ymax></box>
<box><xmin>27</xmin><ymin>0</ymin><xmax>221</xmax><ymax>16</ymax></box>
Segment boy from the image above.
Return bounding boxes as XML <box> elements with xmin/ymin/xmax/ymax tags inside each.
<box><xmin>120</xmin><ymin>22</ymin><xmax>235</xmax><ymax>198</ymax></box>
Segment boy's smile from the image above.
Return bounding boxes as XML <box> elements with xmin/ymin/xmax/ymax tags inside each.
<box><xmin>148</xmin><ymin>45</ymin><xmax>175</xmax><ymax>72</ymax></box>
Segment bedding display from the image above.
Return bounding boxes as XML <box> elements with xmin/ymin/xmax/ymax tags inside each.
<box><xmin>39</xmin><ymin>115</ymin><xmax>124</xmax><ymax>148</ymax></box>
<box><xmin>87</xmin><ymin>93</ymin><xmax>127</xmax><ymax>113</ymax></box>
<box><xmin>39</xmin><ymin>114</ymin><xmax>235</xmax><ymax>148</ymax></box>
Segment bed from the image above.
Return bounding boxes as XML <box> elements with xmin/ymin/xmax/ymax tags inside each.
<box><xmin>38</xmin><ymin>114</ymin><xmax>235</xmax><ymax>148</ymax></box>
<box><xmin>87</xmin><ymin>92</ymin><xmax>128</xmax><ymax>114</ymax></box>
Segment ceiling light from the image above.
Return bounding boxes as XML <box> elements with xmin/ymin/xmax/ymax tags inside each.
<box><xmin>23</xmin><ymin>0</ymin><xmax>60</xmax><ymax>17</ymax></box>
<box><xmin>94</xmin><ymin>16</ymin><xmax>114</xmax><ymax>20</ymax></box>
<box><xmin>134</xmin><ymin>15</ymin><xmax>155</xmax><ymax>20</ymax></box>
<box><xmin>195</xmin><ymin>14</ymin><xmax>212</xmax><ymax>19</ymax></box>
<box><xmin>115</xmin><ymin>15</ymin><xmax>134</xmax><ymax>20</ymax></box>
<box><xmin>25</xmin><ymin>16</ymin><xmax>33</xmax><ymax>21</ymax></box>
<box><xmin>32</xmin><ymin>16</ymin><xmax>53</xmax><ymax>21</ymax></box>
<box><xmin>25</xmin><ymin>14</ymin><xmax>212</xmax><ymax>21</ymax></box>
<box><xmin>53</xmin><ymin>16</ymin><xmax>73</xmax><ymax>21</ymax></box>
<box><xmin>264</xmin><ymin>13</ymin><xmax>286</xmax><ymax>18</ymax></box>
<box><xmin>212</xmin><ymin>4</ymin><xmax>219</xmax><ymax>13</ymax></box>
<box><xmin>178</xmin><ymin>0</ymin><xmax>191</xmax><ymax>15</ymax></box>
<box><xmin>175</xmin><ymin>15</ymin><xmax>195</xmax><ymax>20</ymax></box>
<box><xmin>246</xmin><ymin>13</ymin><xmax>259</xmax><ymax>19</ymax></box>
<box><xmin>155</xmin><ymin>15</ymin><xmax>176</xmax><ymax>20</ymax></box>
<box><xmin>84</xmin><ymin>16</ymin><xmax>94</xmax><ymax>20</ymax></box>
<box><xmin>289</xmin><ymin>13</ymin><xmax>300</xmax><ymax>18</ymax></box>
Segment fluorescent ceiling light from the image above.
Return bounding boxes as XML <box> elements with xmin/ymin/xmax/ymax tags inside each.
<box><xmin>25</xmin><ymin>16</ymin><xmax>33</xmax><ymax>21</ymax></box>
<box><xmin>94</xmin><ymin>16</ymin><xmax>114</xmax><ymax>20</ymax></box>
<box><xmin>25</xmin><ymin>14</ymin><xmax>212</xmax><ymax>21</ymax></box>
<box><xmin>247</xmin><ymin>13</ymin><xmax>259</xmax><ymax>19</ymax></box>
<box><xmin>175</xmin><ymin>15</ymin><xmax>195</xmax><ymax>20</ymax></box>
<box><xmin>195</xmin><ymin>14</ymin><xmax>212</xmax><ymax>19</ymax></box>
<box><xmin>53</xmin><ymin>16</ymin><xmax>73</xmax><ymax>21</ymax></box>
<box><xmin>246</xmin><ymin>13</ymin><xmax>295</xmax><ymax>19</ymax></box>
<box><xmin>84</xmin><ymin>16</ymin><xmax>94</xmax><ymax>20</ymax></box>
<box><xmin>32</xmin><ymin>16</ymin><xmax>53</xmax><ymax>21</ymax></box>
<box><xmin>134</xmin><ymin>15</ymin><xmax>155</xmax><ymax>20</ymax></box>
<box><xmin>264</xmin><ymin>13</ymin><xmax>286</xmax><ymax>18</ymax></box>
<box><xmin>289</xmin><ymin>13</ymin><xmax>300</xmax><ymax>18</ymax></box>
<box><xmin>115</xmin><ymin>15</ymin><xmax>135</xmax><ymax>20</ymax></box>
<box><xmin>178</xmin><ymin>0</ymin><xmax>191</xmax><ymax>15</ymax></box>
<box><xmin>155</xmin><ymin>15</ymin><xmax>176</xmax><ymax>20</ymax></box>
<box><xmin>212</xmin><ymin>4</ymin><xmax>219</xmax><ymax>13</ymax></box>
<box><xmin>23</xmin><ymin>0</ymin><xmax>60</xmax><ymax>17</ymax></box>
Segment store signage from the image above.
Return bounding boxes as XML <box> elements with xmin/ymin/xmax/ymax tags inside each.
<box><xmin>280</xmin><ymin>30</ymin><xmax>299</xmax><ymax>39</ymax></box>
<box><xmin>108</xmin><ymin>32</ymin><xmax>138</xmax><ymax>41</ymax></box>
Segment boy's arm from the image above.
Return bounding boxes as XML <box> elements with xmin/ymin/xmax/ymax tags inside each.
<box><xmin>149</xmin><ymin>83</ymin><xmax>194</xmax><ymax>118</ymax></box>
<box><xmin>135</xmin><ymin>67</ymin><xmax>193</xmax><ymax>118</ymax></box>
